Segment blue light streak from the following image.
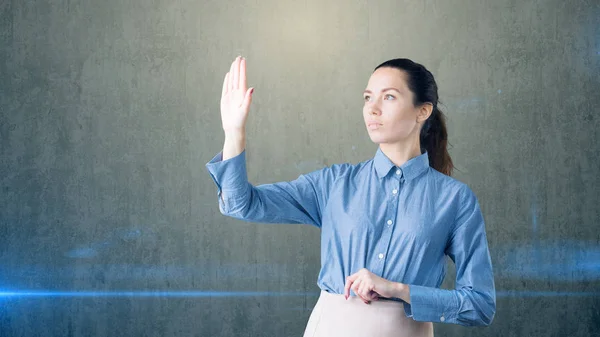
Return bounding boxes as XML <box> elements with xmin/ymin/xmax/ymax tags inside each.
<box><xmin>1</xmin><ymin>290</ymin><xmax>599</xmax><ymax>299</ymax></box>
<box><xmin>0</xmin><ymin>290</ymin><xmax>319</xmax><ymax>298</ymax></box>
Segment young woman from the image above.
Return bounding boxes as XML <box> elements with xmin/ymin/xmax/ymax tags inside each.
<box><xmin>206</xmin><ymin>56</ymin><xmax>496</xmax><ymax>337</ymax></box>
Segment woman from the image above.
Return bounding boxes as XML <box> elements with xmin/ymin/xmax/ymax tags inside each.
<box><xmin>206</xmin><ymin>56</ymin><xmax>496</xmax><ymax>336</ymax></box>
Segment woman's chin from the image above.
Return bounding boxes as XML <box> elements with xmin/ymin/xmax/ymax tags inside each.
<box><xmin>367</xmin><ymin>134</ymin><xmax>386</xmax><ymax>144</ymax></box>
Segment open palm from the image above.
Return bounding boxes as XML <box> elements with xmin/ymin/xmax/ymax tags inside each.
<box><xmin>220</xmin><ymin>56</ymin><xmax>254</xmax><ymax>133</ymax></box>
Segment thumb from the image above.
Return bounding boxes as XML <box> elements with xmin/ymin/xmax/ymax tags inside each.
<box><xmin>243</xmin><ymin>87</ymin><xmax>254</xmax><ymax>110</ymax></box>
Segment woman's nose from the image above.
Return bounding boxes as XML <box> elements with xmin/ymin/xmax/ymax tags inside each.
<box><xmin>370</xmin><ymin>108</ymin><xmax>381</xmax><ymax>116</ymax></box>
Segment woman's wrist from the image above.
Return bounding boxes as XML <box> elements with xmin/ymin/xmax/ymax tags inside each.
<box><xmin>393</xmin><ymin>282</ymin><xmax>410</xmax><ymax>304</ymax></box>
<box><xmin>223</xmin><ymin>130</ymin><xmax>246</xmax><ymax>161</ymax></box>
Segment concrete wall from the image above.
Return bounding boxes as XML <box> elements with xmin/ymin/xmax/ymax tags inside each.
<box><xmin>1</xmin><ymin>0</ymin><xmax>599</xmax><ymax>336</ymax></box>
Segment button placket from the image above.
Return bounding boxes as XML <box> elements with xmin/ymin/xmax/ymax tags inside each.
<box><xmin>377</xmin><ymin>172</ymin><xmax>400</xmax><ymax>274</ymax></box>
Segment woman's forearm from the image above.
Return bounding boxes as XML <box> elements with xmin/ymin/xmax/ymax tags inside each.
<box><xmin>223</xmin><ymin>130</ymin><xmax>246</xmax><ymax>161</ymax></box>
<box><xmin>391</xmin><ymin>282</ymin><xmax>411</xmax><ymax>304</ymax></box>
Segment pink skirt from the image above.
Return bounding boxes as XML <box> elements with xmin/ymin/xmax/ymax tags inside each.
<box><xmin>303</xmin><ymin>291</ymin><xmax>434</xmax><ymax>337</ymax></box>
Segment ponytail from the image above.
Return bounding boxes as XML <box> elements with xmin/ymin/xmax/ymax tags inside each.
<box><xmin>420</xmin><ymin>106</ymin><xmax>454</xmax><ymax>176</ymax></box>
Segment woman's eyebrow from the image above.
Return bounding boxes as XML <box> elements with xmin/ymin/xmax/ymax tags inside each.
<box><xmin>363</xmin><ymin>88</ymin><xmax>402</xmax><ymax>94</ymax></box>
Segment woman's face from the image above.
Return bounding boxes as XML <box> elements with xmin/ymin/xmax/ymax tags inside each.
<box><xmin>362</xmin><ymin>67</ymin><xmax>425</xmax><ymax>145</ymax></box>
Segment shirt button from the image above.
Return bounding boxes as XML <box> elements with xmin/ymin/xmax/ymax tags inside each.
<box><xmin>378</xmin><ymin>253</ymin><xmax>384</xmax><ymax>259</ymax></box>
<box><xmin>392</xmin><ymin>189</ymin><xmax>398</xmax><ymax>195</ymax></box>
<box><xmin>387</xmin><ymin>220</ymin><xmax>393</xmax><ymax>225</ymax></box>
<box><xmin>440</xmin><ymin>315</ymin><xmax>445</xmax><ymax>322</ymax></box>
<box><xmin>395</xmin><ymin>169</ymin><xmax>401</xmax><ymax>175</ymax></box>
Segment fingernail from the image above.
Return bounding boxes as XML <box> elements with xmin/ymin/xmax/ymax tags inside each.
<box><xmin>250</xmin><ymin>88</ymin><xmax>254</xmax><ymax>94</ymax></box>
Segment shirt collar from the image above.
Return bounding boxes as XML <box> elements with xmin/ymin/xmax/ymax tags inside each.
<box><xmin>373</xmin><ymin>147</ymin><xmax>430</xmax><ymax>181</ymax></box>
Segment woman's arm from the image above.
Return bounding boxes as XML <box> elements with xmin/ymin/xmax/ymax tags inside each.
<box><xmin>223</xmin><ymin>130</ymin><xmax>246</xmax><ymax>162</ymax></box>
<box><xmin>403</xmin><ymin>186</ymin><xmax>496</xmax><ymax>326</ymax></box>
<box><xmin>206</xmin><ymin>56</ymin><xmax>341</xmax><ymax>227</ymax></box>
<box><xmin>206</xmin><ymin>149</ymin><xmax>338</xmax><ymax>227</ymax></box>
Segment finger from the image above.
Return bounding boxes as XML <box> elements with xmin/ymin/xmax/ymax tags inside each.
<box><xmin>239</xmin><ymin>57</ymin><xmax>247</xmax><ymax>90</ymax></box>
<box><xmin>344</xmin><ymin>279</ymin><xmax>353</xmax><ymax>299</ymax></box>
<box><xmin>358</xmin><ymin>280</ymin><xmax>366</xmax><ymax>296</ymax></box>
<box><xmin>229</xmin><ymin>59</ymin><xmax>236</xmax><ymax>92</ymax></box>
<box><xmin>358</xmin><ymin>281</ymin><xmax>370</xmax><ymax>303</ymax></box>
<box><xmin>351</xmin><ymin>279</ymin><xmax>369</xmax><ymax>303</ymax></box>
<box><xmin>350</xmin><ymin>278</ymin><xmax>361</xmax><ymax>297</ymax></box>
<box><xmin>344</xmin><ymin>274</ymin><xmax>357</xmax><ymax>299</ymax></box>
<box><xmin>363</xmin><ymin>291</ymin><xmax>377</xmax><ymax>302</ymax></box>
<box><xmin>222</xmin><ymin>72</ymin><xmax>229</xmax><ymax>97</ymax></box>
<box><xmin>364</xmin><ymin>286</ymin><xmax>380</xmax><ymax>303</ymax></box>
<box><xmin>358</xmin><ymin>280</ymin><xmax>374</xmax><ymax>304</ymax></box>
<box><xmin>368</xmin><ymin>291</ymin><xmax>380</xmax><ymax>301</ymax></box>
<box><xmin>233</xmin><ymin>56</ymin><xmax>240</xmax><ymax>90</ymax></box>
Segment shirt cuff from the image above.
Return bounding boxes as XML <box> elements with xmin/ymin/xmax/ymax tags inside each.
<box><xmin>205</xmin><ymin>150</ymin><xmax>249</xmax><ymax>200</ymax></box>
<box><xmin>403</xmin><ymin>284</ymin><xmax>458</xmax><ymax>323</ymax></box>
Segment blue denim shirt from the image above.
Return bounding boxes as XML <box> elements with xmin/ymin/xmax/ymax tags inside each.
<box><xmin>205</xmin><ymin>148</ymin><xmax>496</xmax><ymax>326</ymax></box>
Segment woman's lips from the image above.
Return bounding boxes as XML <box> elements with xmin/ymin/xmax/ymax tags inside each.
<box><xmin>367</xmin><ymin>122</ymin><xmax>381</xmax><ymax>130</ymax></box>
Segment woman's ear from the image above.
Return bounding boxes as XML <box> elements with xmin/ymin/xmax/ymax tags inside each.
<box><xmin>417</xmin><ymin>103</ymin><xmax>434</xmax><ymax>123</ymax></box>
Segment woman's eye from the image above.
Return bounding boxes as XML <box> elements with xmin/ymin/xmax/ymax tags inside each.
<box><xmin>363</xmin><ymin>95</ymin><xmax>394</xmax><ymax>101</ymax></box>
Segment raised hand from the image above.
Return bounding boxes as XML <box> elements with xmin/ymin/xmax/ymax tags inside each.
<box><xmin>220</xmin><ymin>56</ymin><xmax>254</xmax><ymax>134</ymax></box>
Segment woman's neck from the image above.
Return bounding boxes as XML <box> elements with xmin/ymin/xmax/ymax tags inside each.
<box><xmin>379</xmin><ymin>141</ymin><xmax>422</xmax><ymax>167</ymax></box>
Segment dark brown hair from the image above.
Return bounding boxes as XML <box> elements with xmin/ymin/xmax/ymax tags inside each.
<box><xmin>374</xmin><ymin>58</ymin><xmax>454</xmax><ymax>176</ymax></box>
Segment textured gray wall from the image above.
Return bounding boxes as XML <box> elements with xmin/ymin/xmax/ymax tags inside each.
<box><xmin>1</xmin><ymin>0</ymin><xmax>599</xmax><ymax>336</ymax></box>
